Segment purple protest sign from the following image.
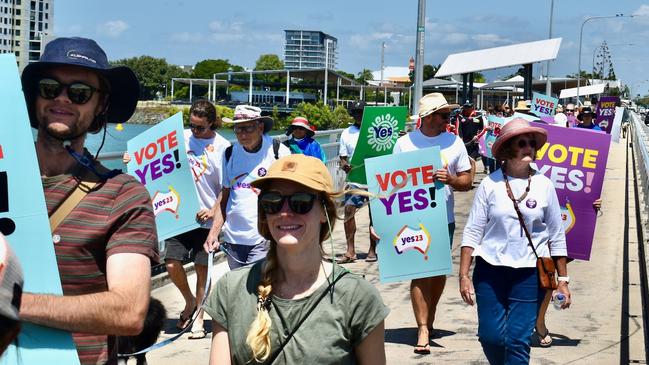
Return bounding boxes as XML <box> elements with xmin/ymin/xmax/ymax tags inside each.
<box><xmin>534</xmin><ymin>124</ymin><xmax>611</xmax><ymax>260</ymax></box>
<box><xmin>595</xmin><ymin>96</ymin><xmax>619</xmax><ymax>134</ymax></box>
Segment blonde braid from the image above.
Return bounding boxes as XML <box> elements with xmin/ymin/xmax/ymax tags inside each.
<box><xmin>246</xmin><ymin>243</ymin><xmax>277</xmax><ymax>362</ymax></box>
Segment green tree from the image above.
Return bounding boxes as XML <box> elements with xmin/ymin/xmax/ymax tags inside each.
<box><xmin>255</xmin><ymin>54</ymin><xmax>284</xmax><ymax>85</ymax></box>
<box><xmin>423</xmin><ymin>64</ymin><xmax>436</xmax><ymax>81</ymax></box>
<box><xmin>565</xmin><ymin>70</ymin><xmax>594</xmax><ymax>79</ymax></box>
<box><xmin>289</xmin><ymin>102</ymin><xmax>348</xmax><ymax>130</ymax></box>
<box><xmin>255</xmin><ymin>54</ymin><xmax>284</xmax><ymax>71</ymax></box>
<box><xmin>473</xmin><ymin>72</ymin><xmax>486</xmax><ymax>83</ymax></box>
<box><xmin>356</xmin><ymin>69</ymin><xmax>374</xmax><ymax>83</ymax></box>
<box><xmin>111</xmin><ymin>56</ymin><xmax>188</xmax><ymax>100</ymax></box>
<box><xmin>192</xmin><ymin>59</ymin><xmax>243</xmax><ymax>79</ymax></box>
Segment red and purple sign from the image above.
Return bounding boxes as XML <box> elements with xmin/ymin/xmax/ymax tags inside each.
<box><xmin>595</xmin><ymin>96</ymin><xmax>619</xmax><ymax>134</ymax></box>
<box><xmin>534</xmin><ymin>124</ymin><xmax>611</xmax><ymax>260</ymax></box>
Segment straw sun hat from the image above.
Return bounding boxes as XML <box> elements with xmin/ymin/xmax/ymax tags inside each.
<box><xmin>490</xmin><ymin>118</ymin><xmax>547</xmax><ymax>161</ymax></box>
<box><xmin>418</xmin><ymin>93</ymin><xmax>459</xmax><ymax>118</ymax></box>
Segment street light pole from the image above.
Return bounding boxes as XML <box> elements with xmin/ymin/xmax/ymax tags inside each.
<box><xmin>412</xmin><ymin>0</ymin><xmax>425</xmax><ymax>116</ymax></box>
<box><xmin>577</xmin><ymin>14</ymin><xmax>633</xmax><ymax>105</ymax></box>
<box><xmin>545</xmin><ymin>0</ymin><xmax>554</xmax><ymax>96</ymax></box>
<box><xmin>324</xmin><ymin>38</ymin><xmax>330</xmax><ymax>106</ymax></box>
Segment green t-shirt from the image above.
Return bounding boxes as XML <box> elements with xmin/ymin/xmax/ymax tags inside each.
<box><xmin>203</xmin><ymin>261</ymin><xmax>389</xmax><ymax>365</ymax></box>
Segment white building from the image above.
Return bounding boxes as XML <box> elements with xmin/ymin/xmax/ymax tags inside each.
<box><xmin>0</xmin><ymin>0</ymin><xmax>54</xmax><ymax>71</ymax></box>
<box><xmin>284</xmin><ymin>30</ymin><xmax>337</xmax><ymax>70</ymax></box>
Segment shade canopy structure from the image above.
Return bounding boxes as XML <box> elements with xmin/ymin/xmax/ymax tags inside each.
<box><xmin>435</xmin><ymin>38</ymin><xmax>563</xmax><ymax>77</ymax></box>
<box><xmin>434</xmin><ymin>38</ymin><xmax>562</xmax><ymax>103</ymax></box>
<box><xmin>559</xmin><ymin>83</ymin><xmax>606</xmax><ymax>99</ymax></box>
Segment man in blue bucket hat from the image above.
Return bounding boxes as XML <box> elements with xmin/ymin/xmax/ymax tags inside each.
<box><xmin>19</xmin><ymin>37</ymin><xmax>159</xmax><ymax>365</ymax></box>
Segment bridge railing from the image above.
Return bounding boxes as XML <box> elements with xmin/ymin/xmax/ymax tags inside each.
<box><xmin>631</xmin><ymin>111</ymin><xmax>649</xmax><ymax>217</ymax></box>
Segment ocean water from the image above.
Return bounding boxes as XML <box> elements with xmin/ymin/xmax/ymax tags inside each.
<box><xmin>86</xmin><ymin>123</ymin><xmax>333</xmax><ymax>170</ymax></box>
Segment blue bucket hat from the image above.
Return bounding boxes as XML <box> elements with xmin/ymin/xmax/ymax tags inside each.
<box><xmin>21</xmin><ymin>37</ymin><xmax>140</xmax><ymax>131</ymax></box>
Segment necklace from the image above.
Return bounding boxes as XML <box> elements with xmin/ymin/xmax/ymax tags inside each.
<box><xmin>502</xmin><ymin>164</ymin><xmax>532</xmax><ymax>204</ymax></box>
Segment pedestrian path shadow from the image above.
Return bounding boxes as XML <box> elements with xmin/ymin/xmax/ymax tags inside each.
<box><xmin>385</xmin><ymin>327</ymin><xmax>456</xmax><ymax>347</ymax></box>
<box><xmin>162</xmin><ymin>318</ymin><xmax>213</xmax><ymax>335</ymax></box>
<box><xmin>531</xmin><ymin>332</ymin><xmax>581</xmax><ymax>347</ymax></box>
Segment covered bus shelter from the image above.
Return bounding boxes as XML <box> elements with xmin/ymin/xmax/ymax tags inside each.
<box><xmin>435</xmin><ymin>38</ymin><xmax>563</xmax><ymax>103</ymax></box>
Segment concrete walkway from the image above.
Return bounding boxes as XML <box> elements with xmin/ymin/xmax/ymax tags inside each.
<box><xmin>143</xmin><ymin>136</ymin><xmax>645</xmax><ymax>364</ymax></box>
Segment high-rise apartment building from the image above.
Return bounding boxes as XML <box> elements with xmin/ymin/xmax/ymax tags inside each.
<box><xmin>0</xmin><ymin>0</ymin><xmax>54</xmax><ymax>71</ymax></box>
<box><xmin>284</xmin><ymin>30</ymin><xmax>337</xmax><ymax>70</ymax></box>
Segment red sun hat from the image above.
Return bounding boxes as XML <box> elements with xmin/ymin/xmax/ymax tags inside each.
<box><xmin>285</xmin><ymin>117</ymin><xmax>316</xmax><ymax>137</ymax></box>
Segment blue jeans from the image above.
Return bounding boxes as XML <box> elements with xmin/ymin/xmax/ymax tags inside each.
<box><xmin>474</xmin><ymin>257</ymin><xmax>544</xmax><ymax>365</ymax></box>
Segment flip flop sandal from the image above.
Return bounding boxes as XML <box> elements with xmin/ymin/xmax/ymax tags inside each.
<box><xmin>176</xmin><ymin>306</ymin><xmax>197</xmax><ymax>329</ymax></box>
<box><xmin>336</xmin><ymin>255</ymin><xmax>356</xmax><ymax>264</ymax></box>
<box><xmin>188</xmin><ymin>328</ymin><xmax>207</xmax><ymax>339</ymax></box>
<box><xmin>365</xmin><ymin>255</ymin><xmax>378</xmax><ymax>262</ymax></box>
<box><xmin>413</xmin><ymin>343</ymin><xmax>431</xmax><ymax>355</ymax></box>
<box><xmin>535</xmin><ymin>329</ymin><xmax>553</xmax><ymax>347</ymax></box>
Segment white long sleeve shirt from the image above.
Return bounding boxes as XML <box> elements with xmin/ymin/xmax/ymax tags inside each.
<box><xmin>461</xmin><ymin>169</ymin><xmax>567</xmax><ymax>268</ymax></box>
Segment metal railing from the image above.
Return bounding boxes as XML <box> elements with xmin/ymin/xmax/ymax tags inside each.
<box><xmin>97</xmin><ymin>127</ymin><xmax>349</xmax><ymax>191</ymax></box>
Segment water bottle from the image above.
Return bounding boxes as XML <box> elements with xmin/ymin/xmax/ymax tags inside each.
<box><xmin>553</xmin><ymin>292</ymin><xmax>566</xmax><ymax>310</ymax></box>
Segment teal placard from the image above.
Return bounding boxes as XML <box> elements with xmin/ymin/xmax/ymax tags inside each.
<box><xmin>365</xmin><ymin>146</ymin><xmax>452</xmax><ymax>283</ymax></box>
<box><xmin>0</xmin><ymin>55</ymin><xmax>80</xmax><ymax>364</ymax></box>
<box><xmin>348</xmin><ymin>106</ymin><xmax>407</xmax><ymax>184</ymax></box>
<box><xmin>126</xmin><ymin>113</ymin><xmax>200</xmax><ymax>241</ymax></box>
<box><xmin>531</xmin><ymin>92</ymin><xmax>558</xmax><ymax>118</ymax></box>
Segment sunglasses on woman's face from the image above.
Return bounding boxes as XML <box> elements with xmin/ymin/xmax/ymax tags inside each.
<box><xmin>189</xmin><ymin>123</ymin><xmax>207</xmax><ymax>132</ymax></box>
<box><xmin>259</xmin><ymin>191</ymin><xmax>318</xmax><ymax>215</ymax></box>
<box><xmin>517</xmin><ymin>138</ymin><xmax>537</xmax><ymax>149</ymax></box>
<box><xmin>38</xmin><ymin>78</ymin><xmax>100</xmax><ymax>105</ymax></box>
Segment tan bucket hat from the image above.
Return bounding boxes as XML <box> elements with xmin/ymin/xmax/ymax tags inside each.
<box><xmin>418</xmin><ymin>93</ymin><xmax>459</xmax><ymax>118</ymax></box>
<box><xmin>251</xmin><ymin>154</ymin><xmax>333</xmax><ymax>194</ymax></box>
<box><xmin>491</xmin><ymin>118</ymin><xmax>547</xmax><ymax>161</ymax></box>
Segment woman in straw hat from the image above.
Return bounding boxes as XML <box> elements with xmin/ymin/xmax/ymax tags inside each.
<box><xmin>204</xmin><ymin>154</ymin><xmax>389</xmax><ymax>365</ymax></box>
<box><xmin>458</xmin><ymin>118</ymin><xmax>571</xmax><ymax>364</ymax></box>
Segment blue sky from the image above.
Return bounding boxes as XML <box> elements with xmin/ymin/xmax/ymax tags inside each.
<box><xmin>54</xmin><ymin>1</ymin><xmax>649</xmax><ymax>96</ymax></box>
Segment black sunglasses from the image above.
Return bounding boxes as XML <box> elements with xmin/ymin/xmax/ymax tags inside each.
<box><xmin>38</xmin><ymin>78</ymin><xmax>100</xmax><ymax>105</ymax></box>
<box><xmin>517</xmin><ymin>138</ymin><xmax>537</xmax><ymax>149</ymax></box>
<box><xmin>259</xmin><ymin>191</ymin><xmax>318</xmax><ymax>215</ymax></box>
<box><xmin>189</xmin><ymin>123</ymin><xmax>207</xmax><ymax>132</ymax></box>
<box><xmin>233</xmin><ymin>122</ymin><xmax>261</xmax><ymax>134</ymax></box>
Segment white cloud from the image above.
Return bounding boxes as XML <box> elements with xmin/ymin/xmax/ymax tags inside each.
<box><xmin>633</xmin><ymin>4</ymin><xmax>649</xmax><ymax>23</ymax></box>
<box><xmin>97</xmin><ymin>20</ymin><xmax>128</xmax><ymax>38</ymax></box>
<box><xmin>54</xmin><ymin>24</ymin><xmax>83</xmax><ymax>36</ymax></box>
<box><xmin>170</xmin><ymin>32</ymin><xmax>204</xmax><ymax>44</ymax></box>
<box><xmin>440</xmin><ymin>32</ymin><xmax>469</xmax><ymax>45</ymax></box>
<box><xmin>349</xmin><ymin>32</ymin><xmax>394</xmax><ymax>49</ymax></box>
<box><xmin>471</xmin><ymin>33</ymin><xmax>510</xmax><ymax>44</ymax></box>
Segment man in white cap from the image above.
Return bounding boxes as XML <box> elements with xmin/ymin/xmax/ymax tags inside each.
<box><xmin>393</xmin><ymin>92</ymin><xmax>473</xmax><ymax>354</ymax></box>
<box><xmin>205</xmin><ymin>105</ymin><xmax>290</xmax><ymax>269</ymax></box>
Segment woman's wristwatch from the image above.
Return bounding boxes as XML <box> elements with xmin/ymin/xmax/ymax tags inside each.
<box><xmin>557</xmin><ymin>276</ymin><xmax>570</xmax><ymax>284</ymax></box>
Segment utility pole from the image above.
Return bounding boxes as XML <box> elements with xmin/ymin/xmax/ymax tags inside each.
<box><xmin>545</xmin><ymin>0</ymin><xmax>554</xmax><ymax>96</ymax></box>
<box><xmin>413</xmin><ymin>0</ymin><xmax>425</xmax><ymax>116</ymax></box>
<box><xmin>380</xmin><ymin>42</ymin><xmax>385</xmax><ymax>87</ymax></box>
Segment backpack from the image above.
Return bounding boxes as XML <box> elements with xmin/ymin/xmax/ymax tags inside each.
<box><xmin>225</xmin><ymin>138</ymin><xmax>280</xmax><ymax>163</ymax></box>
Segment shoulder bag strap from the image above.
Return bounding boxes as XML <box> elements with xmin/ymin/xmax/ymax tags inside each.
<box><xmin>504</xmin><ymin>177</ymin><xmax>542</xmax><ymax>260</ymax></box>
<box><xmin>504</xmin><ymin>177</ymin><xmax>557</xmax><ymax>277</ymax></box>
<box><xmin>268</xmin><ymin>270</ymin><xmax>349</xmax><ymax>364</ymax></box>
<box><xmin>49</xmin><ymin>178</ymin><xmax>98</xmax><ymax>233</ymax></box>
